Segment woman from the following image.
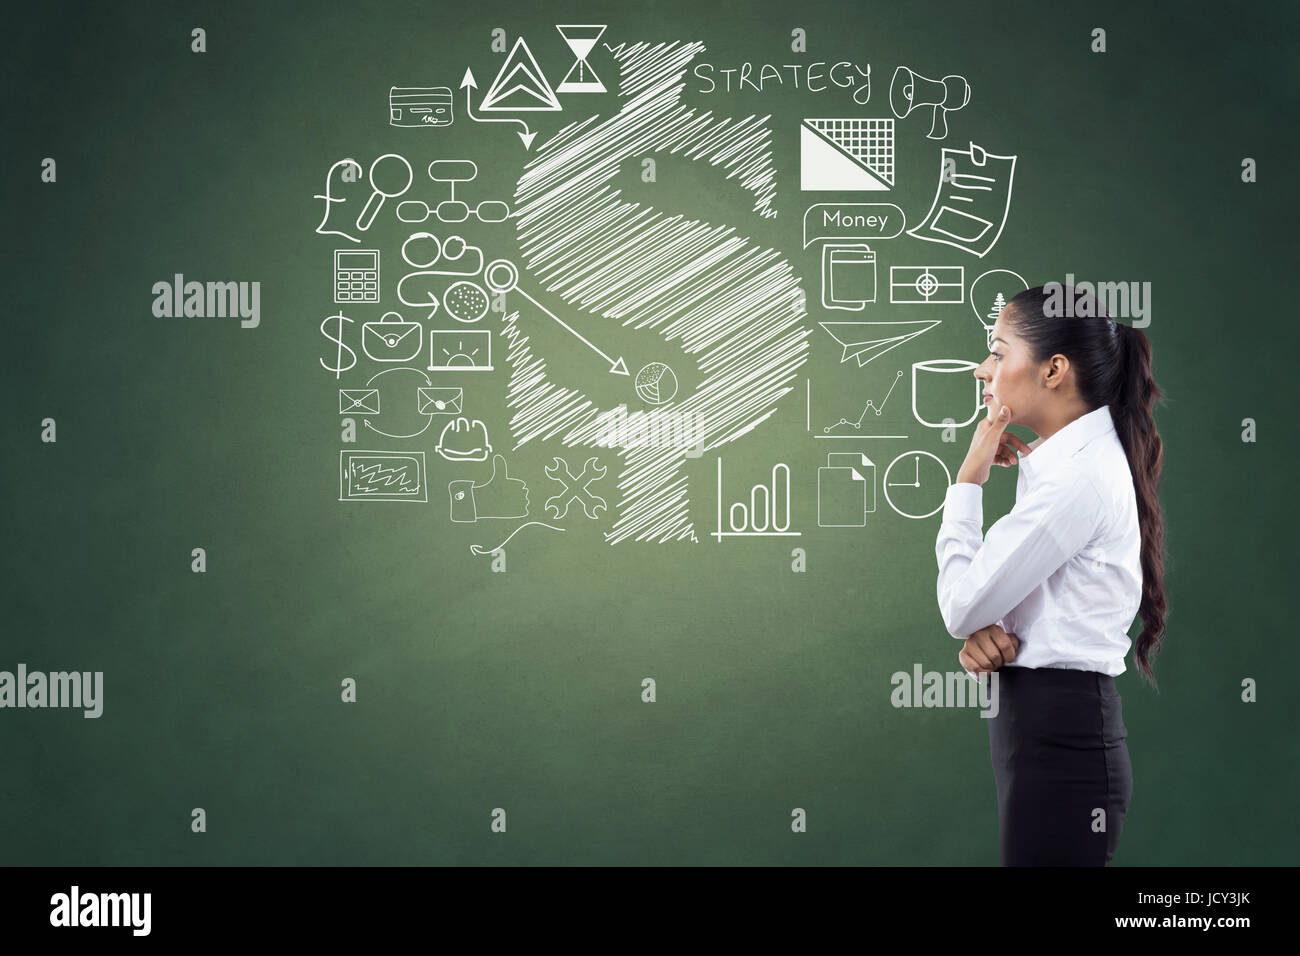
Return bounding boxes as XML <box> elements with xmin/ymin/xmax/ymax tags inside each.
<box><xmin>934</xmin><ymin>286</ymin><xmax>1168</xmax><ymax>866</ymax></box>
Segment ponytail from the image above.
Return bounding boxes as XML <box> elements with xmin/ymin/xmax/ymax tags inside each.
<box><xmin>1005</xmin><ymin>288</ymin><xmax>1171</xmax><ymax>689</ymax></box>
<box><xmin>1111</xmin><ymin>322</ymin><xmax>1169</xmax><ymax>689</ymax></box>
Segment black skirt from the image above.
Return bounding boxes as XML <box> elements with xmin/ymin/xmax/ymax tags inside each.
<box><xmin>986</xmin><ymin>665</ymin><xmax>1133</xmax><ymax>866</ymax></box>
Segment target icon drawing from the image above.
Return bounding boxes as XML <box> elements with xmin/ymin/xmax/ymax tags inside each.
<box><xmin>889</xmin><ymin>265</ymin><xmax>965</xmax><ymax>304</ymax></box>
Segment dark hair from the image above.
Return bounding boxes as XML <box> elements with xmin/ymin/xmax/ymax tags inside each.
<box><xmin>1003</xmin><ymin>286</ymin><xmax>1169</xmax><ymax>688</ymax></box>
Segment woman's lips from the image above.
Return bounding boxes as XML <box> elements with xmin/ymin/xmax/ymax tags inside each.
<box><xmin>983</xmin><ymin>393</ymin><xmax>995</xmax><ymax>404</ymax></box>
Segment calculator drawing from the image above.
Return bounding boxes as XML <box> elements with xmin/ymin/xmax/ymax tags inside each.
<box><xmin>335</xmin><ymin>250</ymin><xmax>381</xmax><ymax>304</ymax></box>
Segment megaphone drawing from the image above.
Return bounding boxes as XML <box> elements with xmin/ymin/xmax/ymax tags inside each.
<box><xmin>889</xmin><ymin>66</ymin><xmax>971</xmax><ymax>140</ymax></box>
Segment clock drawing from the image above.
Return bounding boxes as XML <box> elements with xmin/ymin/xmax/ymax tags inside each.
<box><xmin>883</xmin><ymin>450</ymin><xmax>952</xmax><ymax>519</ymax></box>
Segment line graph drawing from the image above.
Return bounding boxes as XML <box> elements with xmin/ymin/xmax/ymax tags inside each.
<box><xmin>806</xmin><ymin>378</ymin><xmax>909</xmax><ymax>440</ymax></box>
<box><xmin>822</xmin><ymin>370</ymin><xmax>903</xmax><ymax>433</ymax></box>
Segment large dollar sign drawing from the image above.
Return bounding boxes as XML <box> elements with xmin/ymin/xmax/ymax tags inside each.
<box><xmin>506</xmin><ymin>40</ymin><xmax>810</xmax><ymax>544</ymax></box>
<box><xmin>319</xmin><ymin>312</ymin><xmax>357</xmax><ymax>378</ymax></box>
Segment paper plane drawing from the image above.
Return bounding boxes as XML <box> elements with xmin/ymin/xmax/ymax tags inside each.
<box><xmin>819</xmin><ymin>320</ymin><xmax>940</xmax><ymax>367</ymax></box>
<box><xmin>480</xmin><ymin>37</ymin><xmax>562</xmax><ymax>112</ymax></box>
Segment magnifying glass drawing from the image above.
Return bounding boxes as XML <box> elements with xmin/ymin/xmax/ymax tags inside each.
<box><xmin>356</xmin><ymin>154</ymin><xmax>413</xmax><ymax>232</ymax></box>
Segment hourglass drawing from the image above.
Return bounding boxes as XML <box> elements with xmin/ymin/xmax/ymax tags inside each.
<box><xmin>556</xmin><ymin>24</ymin><xmax>607</xmax><ymax>94</ymax></box>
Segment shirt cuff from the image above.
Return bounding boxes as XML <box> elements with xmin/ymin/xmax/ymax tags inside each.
<box><xmin>942</xmin><ymin>481</ymin><xmax>983</xmax><ymax>526</ymax></box>
<box><xmin>448</xmin><ymin>479</ymin><xmax>478</xmax><ymax>522</ymax></box>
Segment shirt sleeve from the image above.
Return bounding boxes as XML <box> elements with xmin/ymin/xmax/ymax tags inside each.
<box><xmin>934</xmin><ymin>469</ymin><xmax>1104</xmax><ymax>639</ymax></box>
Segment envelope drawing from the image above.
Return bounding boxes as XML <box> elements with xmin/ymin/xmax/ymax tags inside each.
<box><xmin>362</xmin><ymin>312</ymin><xmax>422</xmax><ymax>363</ymax></box>
<box><xmin>338</xmin><ymin>388</ymin><xmax>381</xmax><ymax>415</ymax></box>
<box><xmin>417</xmin><ymin>387</ymin><xmax>463</xmax><ymax>415</ymax></box>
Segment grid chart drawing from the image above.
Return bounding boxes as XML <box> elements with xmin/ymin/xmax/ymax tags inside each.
<box><xmin>805</xmin><ymin>118</ymin><xmax>895</xmax><ymax>186</ymax></box>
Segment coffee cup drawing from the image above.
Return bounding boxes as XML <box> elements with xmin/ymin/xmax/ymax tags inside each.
<box><xmin>912</xmin><ymin>359</ymin><xmax>982</xmax><ymax>428</ymax></box>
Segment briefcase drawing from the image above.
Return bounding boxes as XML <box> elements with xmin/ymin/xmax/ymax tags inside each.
<box><xmin>362</xmin><ymin>312</ymin><xmax>422</xmax><ymax>363</ymax></box>
<box><xmin>389</xmin><ymin>87</ymin><xmax>453</xmax><ymax>127</ymax></box>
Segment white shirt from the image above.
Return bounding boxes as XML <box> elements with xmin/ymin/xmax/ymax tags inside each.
<box><xmin>934</xmin><ymin>404</ymin><xmax>1143</xmax><ymax>676</ymax></box>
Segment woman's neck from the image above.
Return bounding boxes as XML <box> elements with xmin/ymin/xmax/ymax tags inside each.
<box><xmin>1027</xmin><ymin>398</ymin><xmax>1095</xmax><ymax>443</ymax></box>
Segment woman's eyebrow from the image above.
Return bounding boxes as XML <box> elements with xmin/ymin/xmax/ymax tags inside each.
<box><xmin>989</xmin><ymin>337</ymin><xmax>1006</xmax><ymax>346</ymax></box>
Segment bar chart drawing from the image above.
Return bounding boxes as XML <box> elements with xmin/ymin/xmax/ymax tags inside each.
<box><xmin>713</xmin><ymin>457</ymin><xmax>800</xmax><ymax>541</ymax></box>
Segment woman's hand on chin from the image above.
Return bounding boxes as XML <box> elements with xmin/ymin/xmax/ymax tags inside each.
<box><xmin>956</xmin><ymin>402</ymin><xmax>1033</xmax><ymax>485</ymax></box>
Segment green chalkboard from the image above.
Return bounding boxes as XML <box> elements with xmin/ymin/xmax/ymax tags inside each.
<box><xmin>2</xmin><ymin>0</ymin><xmax>1297</xmax><ymax>867</ymax></box>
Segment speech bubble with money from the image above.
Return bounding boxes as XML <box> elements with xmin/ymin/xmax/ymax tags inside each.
<box><xmin>803</xmin><ymin>203</ymin><xmax>906</xmax><ymax>247</ymax></box>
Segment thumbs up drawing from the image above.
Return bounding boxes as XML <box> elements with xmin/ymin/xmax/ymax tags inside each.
<box><xmin>448</xmin><ymin>454</ymin><xmax>530</xmax><ymax>522</ymax></box>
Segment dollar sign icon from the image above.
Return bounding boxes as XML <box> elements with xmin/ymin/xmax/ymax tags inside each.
<box><xmin>319</xmin><ymin>312</ymin><xmax>357</xmax><ymax>379</ymax></box>
<box><xmin>506</xmin><ymin>41</ymin><xmax>809</xmax><ymax>544</ymax></box>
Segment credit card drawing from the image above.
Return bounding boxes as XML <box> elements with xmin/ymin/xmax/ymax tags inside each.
<box><xmin>822</xmin><ymin>244</ymin><xmax>876</xmax><ymax>311</ymax></box>
<box><xmin>389</xmin><ymin>87</ymin><xmax>454</xmax><ymax>127</ymax></box>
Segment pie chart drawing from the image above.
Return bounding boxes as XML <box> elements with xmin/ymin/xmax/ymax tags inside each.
<box><xmin>634</xmin><ymin>362</ymin><xmax>678</xmax><ymax>405</ymax></box>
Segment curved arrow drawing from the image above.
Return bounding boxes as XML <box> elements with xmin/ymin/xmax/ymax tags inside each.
<box><xmin>363</xmin><ymin>367</ymin><xmax>435</xmax><ymax>437</ymax></box>
<box><xmin>469</xmin><ymin>521</ymin><xmax>565</xmax><ymax>556</ymax></box>
<box><xmin>461</xmin><ymin>68</ymin><xmax>537</xmax><ymax>150</ymax></box>
<box><xmin>363</xmin><ymin>418</ymin><xmax>434</xmax><ymax>439</ymax></box>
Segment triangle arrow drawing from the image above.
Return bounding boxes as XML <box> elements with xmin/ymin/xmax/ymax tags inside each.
<box><xmin>480</xmin><ymin>37</ymin><xmax>562</xmax><ymax>112</ymax></box>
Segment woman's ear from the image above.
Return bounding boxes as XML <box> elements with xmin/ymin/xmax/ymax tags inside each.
<box><xmin>1042</xmin><ymin>353</ymin><xmax>1070</xmax><ymax>390</ymax></box>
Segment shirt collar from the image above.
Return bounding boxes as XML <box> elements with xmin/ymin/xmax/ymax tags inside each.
<box><xmin>1019</xmin><ymin>405</ymin><xmax>1116</xmax><ymax>478</ymax></box>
